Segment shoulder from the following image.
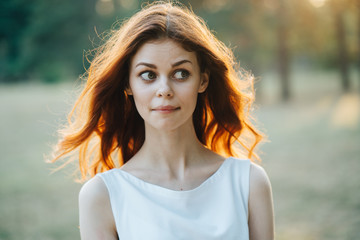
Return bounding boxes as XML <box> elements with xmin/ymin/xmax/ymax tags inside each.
<box><xmin>79</xmin><ymin>175</ymin><xmax>109</xmax><ymax>205</ymax></box>
<box><xmin>248</xmin><ymin>162</ymin><xmax>274</xmax><ymax>240</ymax></box>
<box><xmin>249</xmin><ymin>162</ymin><xmax>272</xmax><ymax>194</ymax></box>
<box><xmin>79</xmin><ymin>176</ymin><xmax>117</xmax><ymax>239</ymax></box>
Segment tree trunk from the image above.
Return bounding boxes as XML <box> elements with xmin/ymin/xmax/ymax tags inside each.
<box><xmin>277</xmin><ymin>0</ymin><xmax>290</xmax><ymax>101</ymax></box>
<box><xmin>358</xmin><ymin>0</ymin><xmax>360</xmax><ymax>90</ymax></box>
<box><xmin>335</xmin><ymin>8</ymin><xmax>350</xmax><ymax>91</ymax></box>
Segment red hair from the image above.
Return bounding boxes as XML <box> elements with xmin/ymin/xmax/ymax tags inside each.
<box><xmin>50</xmin><ymin>1</ymin><xmax>264</xmax><ymax>180</ymax></box>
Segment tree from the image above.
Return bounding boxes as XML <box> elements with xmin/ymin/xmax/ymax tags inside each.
<box><xmin>0</xmin><ymin>0</ymin><xmax>32</xmax><ymax>82</ymax></box>
<box><xmin>276</xmin><ymin>0</ymin><xmax>291</xmax><ymax>100</ymax></box>
<box><xmin>356</xmin><ymin>0</ymin><xmax>360</xmax><ymax>88</ymax></box>
<box><xmin>328</xmin><ymin>0</ymin><xmax>351</xmax><ymax>92</ymax></box>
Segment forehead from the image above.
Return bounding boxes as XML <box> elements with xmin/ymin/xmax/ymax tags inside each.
<box><xmin>131</xmin><ymin>39</ymin><xmax>198</xmax><ymax>66</ymax></box>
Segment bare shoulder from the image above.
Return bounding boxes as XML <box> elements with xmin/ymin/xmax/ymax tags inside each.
<box><xmin>79</xmin><ymin>176</ymin><xmax>117</xmax><ymax>239</ymax></box>
<box><xmin>249</xmin><ymin>162</ymin><xmax>272</xmax><ymax>194</ymax></box>
<box><xmin>248</xmin><ymin>162</ymin><xmax>274</xmax><ymax>240</ymax></box>
<box><xmin>79</xmin><ymin>176</ymin><xmax>108</xmax><ymax>205</ymax></box>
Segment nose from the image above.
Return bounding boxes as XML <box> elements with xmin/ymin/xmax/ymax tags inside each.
<box><xmin>156</xmin><ymin>78</ymin><xmax>173</xmax><ymax>97</ymax></box>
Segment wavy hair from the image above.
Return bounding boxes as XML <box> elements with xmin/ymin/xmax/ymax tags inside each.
<box><xmin>50</xmin><ymin>1</ymin><xmax>264</xmax><ymax>180</ymax></box>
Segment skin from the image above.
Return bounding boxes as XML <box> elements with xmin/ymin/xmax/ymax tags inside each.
<box><xmin>79</xmin><ymin>39</ymin><xmax>274</xmax><ymax>239</ymax></box>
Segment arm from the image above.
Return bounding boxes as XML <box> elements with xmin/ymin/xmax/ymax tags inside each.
<box><xmin>79</xmin><ymin>176</ymin><xmax>118</xmax><ymax>240</ymax></box>
<box><xmin>248</xmin><ymin>163</ymin><xmax>275</xmax><ymax>240</ymax></box>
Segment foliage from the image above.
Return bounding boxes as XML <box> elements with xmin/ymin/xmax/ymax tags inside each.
<box><xmin>0</xmin><ymin>0</ymin><xmax>358</xmax><ymax>83</ymax></box>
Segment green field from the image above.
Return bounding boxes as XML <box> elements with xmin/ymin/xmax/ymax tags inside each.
<box><xmin>0</xmin><ymin>71</ymin><xmax>359</xmax><ymax>239</ymax></box>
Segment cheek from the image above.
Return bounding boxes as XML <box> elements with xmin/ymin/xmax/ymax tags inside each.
<box><xmin>129</xmin><ymin>79</ymin><xmax>152</xmax><ymax>101</ymax></box>
<box><xmin>129</xmin><ymin>85</ymin><xmax>150</xmax><ymax>110</ymax></box>
<box><xmin>178</xmin><ymin>87</ymin><xmax>199</xmax><ymax>108</ymax></box>
<box><xmin>131</xmin><ymin>95</ymin><xmax>149</xmax><ymax>121</ymax></box>
<box><xmin>132</xmin><ymin>90</ymin><xmax>151</xmax><ymax>110</ymax></box>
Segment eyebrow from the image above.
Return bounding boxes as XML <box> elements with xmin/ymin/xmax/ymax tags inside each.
<box><xmin>172</xmin><ymin>59</ymin><xmax>192</xmax><ymax>67</ymax></box>
<box><xmin>135</xmin><ymin>59</ymin><xmax>192</xmax><ymax>68</ymax></box>
<box><xmin>135</xmin><ymin>62</ymin><xmax>156</xmax><ymax>69</ymax></box>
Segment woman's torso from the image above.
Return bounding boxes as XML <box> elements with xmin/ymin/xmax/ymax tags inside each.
<box><xmin>98</xmin><ymin>157</ymin><xmax>250</xmax><ymax>240</ymax></box>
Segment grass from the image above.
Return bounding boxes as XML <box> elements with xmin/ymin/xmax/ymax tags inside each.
<box><xmin>0</xmin><ymin>70</ymin><xmax>359</xmax><ymax>239</ymax></box>
<box><xmin>0</xmin><ymin>83</ymin><xmax>81</xmax><ymax>239</ymax></box>
<box><xmin>257</xmin><ymin>70</ymin><xmax>360</xmax><ymax>239</ymax></box>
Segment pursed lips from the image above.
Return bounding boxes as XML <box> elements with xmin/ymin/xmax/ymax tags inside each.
<box><xmin>152</xmin><ymin>105</ymin><xmax>181</xmax><ymax>112</ymax></box>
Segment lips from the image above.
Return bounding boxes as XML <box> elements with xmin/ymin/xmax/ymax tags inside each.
<box><xmin>152</xmin><ymin>105</ymin><xmax>180</xmax><ymax>112</ymax></box>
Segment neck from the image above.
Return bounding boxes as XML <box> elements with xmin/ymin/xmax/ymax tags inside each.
<box><xmin>134</xmin><ymin>121</ymin><xmax>208</xmax><ymax>176</ymax></box>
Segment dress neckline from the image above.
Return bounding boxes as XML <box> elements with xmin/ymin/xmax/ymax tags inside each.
<box><xmin>116</xmin><ymin>157</ymin><xmax>234</xmax><ymax>197</ymax></box>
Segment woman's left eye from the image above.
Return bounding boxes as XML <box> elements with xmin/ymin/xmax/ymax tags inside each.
<box><xmin>173</xmin><ymin>70</ymin><xmax>190</xmax><ymax>80</ymax></box>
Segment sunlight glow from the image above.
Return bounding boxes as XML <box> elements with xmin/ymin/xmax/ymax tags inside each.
<box><xmin>308</xmin><ymin>0</ymin><xmax>327</xmax><ymax>8</ymax></box>
<box><xmin>330</xmin><ymin>94</ymin><xmax>360</xmax><ymax>129</ymax></box>
<box><xmin>96</xmin><ymin>0</ymin><xmax>114</xmax><ymax>16</ymax></box>
<box><xmin>118</xmin><ymin>0</ymin><xmax>137</xmax><ymax>10</ymax></box>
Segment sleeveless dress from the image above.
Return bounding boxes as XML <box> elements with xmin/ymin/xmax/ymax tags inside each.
<box><xmin>98</xmin><ymin>157</ymin><xmax>250</xmax><ymax>240</ymax></box>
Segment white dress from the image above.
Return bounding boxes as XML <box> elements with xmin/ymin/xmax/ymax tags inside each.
<box><xmin>98</xmin><ymin>157</ymin><xmax>250</xmax><ymax>240</ymax></box>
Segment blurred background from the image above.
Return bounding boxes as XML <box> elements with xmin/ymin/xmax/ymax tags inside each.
<box><xmin>0</xmin><ymin>0</ymin><xmax>359</xmax><ymax>239</ymax></box>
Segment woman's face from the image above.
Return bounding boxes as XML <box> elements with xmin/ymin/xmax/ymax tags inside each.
<box><xmin>128</xmin><ymin>38</ymin><xmax>208</xmax><ymax>132</ymax></box>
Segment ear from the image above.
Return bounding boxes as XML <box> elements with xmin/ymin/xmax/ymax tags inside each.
<box><xmin>125</xmin><ymin>86</ymin><xmax>133</xmax><ymax>95</ymax></box>
<box><xmin>198</xmin><ymin>72</ymin><xmax>209</xmax><ymax>93</ymax></box>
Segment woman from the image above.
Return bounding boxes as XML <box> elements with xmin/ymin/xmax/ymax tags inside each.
<box><xmin>52</xmin><ymin>2</ymin><xmax>274</xmax><ymax>239</ymax></box>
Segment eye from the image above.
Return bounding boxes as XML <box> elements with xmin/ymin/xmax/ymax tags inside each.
<box><xmin>173</xmin><ymin>69</ymin><xmax>190</xmax><ymax>80</ymax></box>
<box><xmin>140</xmin><ymin>71</ymin><xmax>157</xmax><ymax>81</ymax></box>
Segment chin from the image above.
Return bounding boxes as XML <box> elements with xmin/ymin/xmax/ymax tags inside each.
<box><xmin>146</xmin><ymin>118</ymin><xmax>193</xmax><ymax>133</ymax></box>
